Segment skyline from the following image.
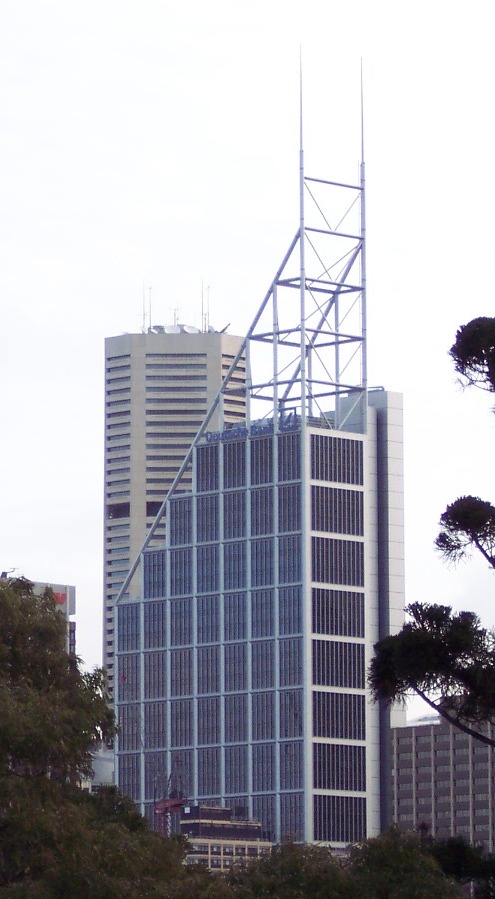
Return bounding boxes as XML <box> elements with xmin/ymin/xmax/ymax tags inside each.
<box><xmin>1</xmin><ymin>1</ymin><xmax>494</xmax><ymax>717</ymax></box>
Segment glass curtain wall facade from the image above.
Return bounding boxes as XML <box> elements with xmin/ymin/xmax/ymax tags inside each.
<box><xmin>116</xmin><ymin>392</ymin><xmax>404</xmax><ymax>845</ymax></box>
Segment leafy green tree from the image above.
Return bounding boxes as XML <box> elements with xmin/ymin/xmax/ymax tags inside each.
<box><xmin>348</xmin><ymin>827</ymin><xmax>460</xmax><ymax>899</ymax></box>
<box><xmin>0</xmin><ymin>576</ymin><xmax>203</xmax><ymax>898</ymax></box>
<box><xmin>369</xmin><ymin>602</ymin><xmax>495</xmax><ymax>746</ymax></box>
<box><xmin>219</xmin><ymin>830</ymin><xmax>459</xmax><ymax>899</ymax></box>
<box><xmin>371</xmin><ymin>317</ymin><xmax>495</xmax><ymax>746</ymax></box>
<box><xmin>435</xmin><ymin>496</ymin><xmax>495</xmax><ymax>568</ymax></box>
<box><xmin>225</xmin><ymin>842</ymin><xmax>356</xmax><ymax>898</ymax></box>
<box><xmin>450</xmin><ymin>316</ymin><xmax>495</xmax><ymax>392</ymax></box>
<box><xmin>0</xmin><ymin>576</ymin><xmax>114</xmax><ymax>781</ymax></box>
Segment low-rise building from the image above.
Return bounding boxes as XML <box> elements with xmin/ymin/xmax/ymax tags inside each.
<box><xmin>393</xmin><ymin>715</ymin><xmax>495</xmax><ymax>850</ymax></box>
<box><xmin>181</xmin><ymin>805</ymin><xmax>272</xmax><ymax>871</ymax></box>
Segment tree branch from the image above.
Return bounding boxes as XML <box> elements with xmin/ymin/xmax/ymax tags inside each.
<box><xmin>415</xmin><ymin>688</ymin><xmax>495</xmax><ymax>748</ymax></box>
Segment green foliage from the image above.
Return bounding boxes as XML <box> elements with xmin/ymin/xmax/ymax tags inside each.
<box><xmin>226</xmin><ymin>841</ymin><xmax>356</xmax><ymax>898</ymax></box>
<box><xmin>0</xmin><ymin>577</ymin><xmax>114</xmax><ymax>781</ymax></box>
<box><xmin>450</xmin><ymin>316</ymin><xmax>495</xmax><ymax>393</ymax></box>
<box><xmin>369</xmin><ymin>601</ymin><xmax>495</xmax><ymax>738</ymax></box>
<box><xmin>423</xmin><ymin>833</ymin><xmax>495</xmax><ymax>883</ymax></box>
<box><xmin>435</xmin><ymin>496</ymin><xmax>495</xmax><ymax>568</ymax></box>
<box><xmin>0</xmin><ymin>576</ymin><xmax>204</xmax><ymax>898</ymax></box>
<box><xmin>218</xmin><ymin>831</ymin><xmax>459</xmax><ymax>899</ymax></box>
<box><xmin>349</xmin><ymin>827</ymin><xmax>460</xmax><ymax>899</ymax></box>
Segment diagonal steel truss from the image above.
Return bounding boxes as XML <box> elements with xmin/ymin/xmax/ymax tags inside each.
<box><xmin>116</xmin><ymin>154</ymin><xmax>366</xmax><ymax>604</ymax></box>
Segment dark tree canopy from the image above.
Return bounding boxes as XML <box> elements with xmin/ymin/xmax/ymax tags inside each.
<box><xmin>435</xmin><ymin>496</ymin><xmax>495</xmax><ymax>568</ymax></box>
<box><xmin>0</xmin><ymin>576</ymin><xmax>114</xmax><ymax>781</ymax></box>
<box><xmin>450</xmin><ymin>316</ymin><xmax>495</xmax><ymax>393</ymax></box>
<box><xmin>0</xmin><ymin>577</ymin><xmax>198</xmax><ymax>897</ymax></box>
<box><xmin>369</xmin><ymin>602</ymin><xmax>495</xmax><ymax>746</ymax></box>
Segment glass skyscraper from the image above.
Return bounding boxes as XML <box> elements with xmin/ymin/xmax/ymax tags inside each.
<box><xmin>114</xmin><ymin>152</ymin><xmax>405</xmax><ymax>845</ymax></box>
<box><xmin>116</xmin><ymin>390</ymin><xmax>404</xmax><ymax>845</ymax></box>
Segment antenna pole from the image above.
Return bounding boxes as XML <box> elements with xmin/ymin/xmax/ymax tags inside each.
<box><xmin>299</xmin><ymin>49</ymin><xmax>307</xmax><ymax>424</ymax></box>
<box><xmin>360</xmin><ymin>59</ymin><xmax>368</xmax><ymax>433</ymax></box>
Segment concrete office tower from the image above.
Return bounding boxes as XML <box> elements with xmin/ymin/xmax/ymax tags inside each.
<box><xmin>392</xmin><ymin>716</ymin><xmax>495</xmax><ymax>851</ymax></box>
<box><xmin>103</xmin><ymin>326</ymin><xmax>246</xmax><ymax>695</ymax></box>
<box><xmin>114</xmin><ymin>150</ymin><xmax>405</xmax><ymax>845</ymax></box>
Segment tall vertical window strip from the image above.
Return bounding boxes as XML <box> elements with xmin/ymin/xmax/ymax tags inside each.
<box><xmin>197</xmin><ymin>544</ymin><xmax>219</xmax><ymax>593</ymax></box>
<box><xmin>311</xmin><ymin>434</ymin><xmax>363</xmax><ymax>485</ymax></box>
<box><xmin>279</xmin><ymin>535</ymin><xmax>302</xmax><ymax>584</ymax></box>
<box><xmin>169</xmin><ymin>496</ymin><xmax>193</xmax><ymax>545</ymax></box>
<box><xmin>119</xmin><ymin>755</ymin><xmax>141</xmax><ymax>802</ymax></box>
<box><xmin>279</xmin><ymin>586</ymin><xmax>303</xmax><ymax>635</ymax></box>
<box><xmin>280</xmin><ymin>742</ymin><xmax>304</xmax><ymax>789</ymax></box>
<box><xmin>252</xmin><ymin>744</ymin><xmax>275</xmax><ymax>791</ymax></box>
<box><xmin>170</xmin><ymin>598</ymin><xmax>192</xmax><ymax>646</ymax></box>
<box><xmin>118</xmin><ymin>654</ymin><xmax>140</xmax><ymax>701</ymax></box>
<box><xmin>144</xmin><ymin>702</ymin><xmax>167</xmax><ymax>748</ymax></box>
<box><xmin>251</xmin><ymin>539</ymin><xmax>274</xmax><ymax>587</ymax></box>
<box><xmin>251</xmin><ymin>487</ymin><xmax>274</xmax><ymax>535</ymax></box>
<box><xmin>144</xmin><ymin>601</ymin><xmax>166</xmax><ymax>649</ymax></box>
<box><xmin>251</xmin><ymin>641</ymin><xmax>275</xmax><ymax>689</ymax></box>
<box><xmin>224</xmin><ymin>593</ymin><xmax>247</xmax><ymax>641</ymax></box>
<box><xmin>225</xmin><ymin>745</ymin><xmax>248</xmax><ymax>793</ymax></box>
<box><xmin>170</xmin><ymin>699</ymin><xmax>193</xmax><ymax>747</ymax></box>
<box><xmin>170</xmin><ymin>649</ymin><xmax>193</xmax><ymax>696</ymax></box>
<box><xmin>198</xmin><ymin>748</ymin><xmax>221</xmax><ymax>796</ymax></box>
<box><xmin>280</xmin><ymin>690</ymin><xmax>304</xmax><ymax>738</ymax></box>
<box><xmin>279</xmin><ymin>638</ymin><xmax>303</xmax><ymax>687</ymax></box>
<box><xmin>250</xmin><ymin>436</ymin><xmax>273</xmax><ymax>485</ymax></box>
<box><xmin>224</xmin><ymin>542</ymin><xmax>247</xmax><ymax>590</ymax></box>
<box><xmin>169</xmin><ymin>548</ymin><xmax>192</xmax><ymax>596</ymax></box>
<box><xmin>197</xmin><ymin>645</ymin><xmax>220</xmax><ymax>694</ymax></box>
<box><xmin>280</xmin><ymin>793</ymin><xmax>304</xmax><ymax>842</ymax></box>
<box><xmin>312</xmin><ymin>588</ymin><xmax>365</xmax><ymax>638</ymax></box>
<box><xmin>119</xmin><ymin>704</ymin><xmax>141</xmax><ymax>751</ymax></box>
<box><xmin>225</xmin><ymin>694</ymin><xmax>248</xmax><ymax>742</ymax></box>
<box><xmin>143</xmin><ymin>550</ymin><xmax>167</xmax><ymax>599</ymax></box>
<box><xmin>197</xmin><ymin>596</ymin><xmax>220</xmax><ymax>643</ymax></box>
<box><xmin>311</xmin><ymin>485</ymin><xmax>364</xmax><ymax>536</ymax></box>
<box><xmin>223</xmin><ymin>491</ymin><xmax>247</xmax><ymax>539</ymax></box>
<box><xmin>278</xmin><ymin>432</ymin><xmax>301</xmax><ymax>481</ymax></box>
<box><xmin>197</xmin><ymin>696</ymin><xmax>221</xmax><ymax>744</ymax></box>
<box><xmin>196</xmin><ymin>444</ymin><xmax>219</xmax><ymax>492</ymax></box>
<box><xmin>252</xmin><ymin>691</ymin><xmax>275</xmax><ymax>740</ymax></box>
<box><xmin>196</xmin><ymin>494</ymin><xmax>219</xmax><ymax>542</ymax></box>
<box><xmin>224</xmin><ymin>643</ymin><xmax>247</xmax><ymax>691</ymax></box>
<box><xmin>278</xmin><ymin>484</ymin><xmax>301</xmax><ymax>532</ymax></box>
<box><xmin>223</xmin><ymin>440</ymin><xmax>246</xmax><ymax>488</ymax></box>
<box><xmin>118</xmin><ymin>603</ymin><xmax>140</xmax><ymax>652</ymax></box>
<box><xmin>251</xmin><ymin>590</ymin><xmax>274</xmax><ymax>638</ymax></box>
<box><xmin>312</xmin><ymin>537</ymin><xmax>364</xmax><ymax>587</ymax></box>
<box><xmin>144</xmin><ymin>652</ymin><xmax>166</xmax><ymax>699</ymax></box>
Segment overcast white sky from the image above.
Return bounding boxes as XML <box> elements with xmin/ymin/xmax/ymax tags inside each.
<box><xmin>1</xmin><ymin>1</ymin><xmax>494</xmax><ymax>719</ymax></box>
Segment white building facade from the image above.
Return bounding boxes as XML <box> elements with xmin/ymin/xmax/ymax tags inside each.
<box><xmin>103</xmin><ymin>326</ymin><xmax>245</xmax><ymax>695</ymax></box>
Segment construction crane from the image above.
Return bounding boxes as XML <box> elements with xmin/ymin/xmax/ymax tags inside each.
<box><xmin>154</xmin><ymin>754</ymin><xmax>187</xmax><ymax>836</ymax></box>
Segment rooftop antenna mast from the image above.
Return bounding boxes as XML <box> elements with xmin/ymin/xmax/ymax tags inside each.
<box><xmin>115</xmin><ymin>59</ymin><xmax>368</xmax><ymax>604</ymax></box>
<box><xmin>360</xmin><ymin>59</ymin><xmax>368</xmax><ymax>400</ymax></box>
<box><xmin>299</xmin><ymin>48</ymin><xmax>308</xmax><ymax>424</ymax></box>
